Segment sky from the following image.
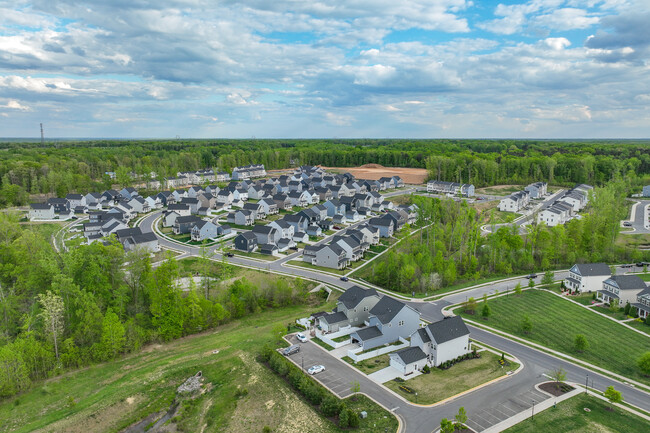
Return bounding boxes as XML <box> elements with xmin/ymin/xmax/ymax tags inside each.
<box><xmin>0</xmin><ymin>0</ymin><xmax>649</xmax><ymax>139</ymax></box>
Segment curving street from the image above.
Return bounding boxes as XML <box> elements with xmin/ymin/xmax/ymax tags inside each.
<box><xmin>138</xmin><ymin>210</ymin><xmax>650</xmax><ymax>433</ymax></box>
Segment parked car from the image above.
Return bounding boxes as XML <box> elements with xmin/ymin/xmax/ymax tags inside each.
<box><xmin>526</xmin><ymin>273</ymin><xmax>538</xmax><ymax>279</ymax></box>
<box><xmin>282</xmin><ymin>345</ymin><xmax>300</xmax><ymax>356</ymax></box>
<box><xmin>623</xmin><ymin>222</ymin><xmax>632</xmax><ymax>227</ymax></box>
<box><xmin>333</xmin><ymin>226</ymin><xmax>341</xmax><ymax>230</ymax></box>
<box><xmin>226</xmin><ymin>252</ymin><xmax>234</xmax><ymax>257</ymax></box>
<box><xmin>340</xmin><ymin>276</ymin><xmax>349</xmax><ymax>282</ymax></box>
<box><xmin>290</xmin><ymin>246</ymin><xmax>298</xmax><ymax>250</ymax></box>
<box><xmin>308</xmin><ymin>365</ymin><xmax>325</xmax><ymax>375</ymax></box>
<box><xmin>296</xmin><ymin>333</ymin><xmax>307</xmax><ymax>343</ymax></box>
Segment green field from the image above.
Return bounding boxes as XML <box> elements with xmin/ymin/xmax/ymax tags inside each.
<box><xmin>0</xmin><ymin>301</ymin><xmax>397</xmax><ymax>433</ymax></box>
<box><xmin>458</xmin><ymin>290</ymin><xmax>650</xmax><ymax>386</ymax></box>
<box><xmin>503</xmin><ymin>394</ymin><xmax>650</xmax><ymax>433</ymax></box>
<box><xmin>342</xmin><ymin>355</ymin><xmax>391</xmax><ymax>375</ymax></box>
<box><xmin>385</xmin><ymin>352</ymin><xmax>516</xmax><ymax>404</ymax></box>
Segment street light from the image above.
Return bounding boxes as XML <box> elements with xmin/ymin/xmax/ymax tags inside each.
<box><xmin>585</xmin><ymin>373</ymin><xmax>589</xmax><ymax>394</ymax></box>
<box><xmin>532</xmin><ymin>400</ymin><xmax>535</xmax><ymax>420</ymax></box>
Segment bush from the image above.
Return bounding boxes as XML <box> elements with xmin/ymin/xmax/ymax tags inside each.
<box><xmin>263</xmin><ymin>427</ymin><xmax>271</xmax><ymax>433</ymax></box>
<box><xmin>288</xmin><ymin>370</ymin><xmax>303</xmax><ymax>389</ymax></box>
<box><xmin>338</xmin><ymin>407</ymin><xmax>350</xmax><ymax>428</ymax></box>
<box><xmin>348</xmin><ymin>410</ymin><xmax>360</xmax><ymax>428</ymax></box>
<box><xmin>422</xmin><ymin>365</ymin><xmax>431</xmax><ymax>374</ymax></box>
<box><xmin>320</xmin><ymin>395</ymin><xmax>341</xmax><ymax>417</ymax></box>
<box><xmin>235</xmin><ymin>387</ymin><xmax>248</xmax><ymax>398</ymax></box>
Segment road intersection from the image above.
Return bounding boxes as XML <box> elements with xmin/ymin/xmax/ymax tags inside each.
<box><xmin>137</xmin><ymin>207</ymin><xmax>650</xmax><ymax>433</ymax></box>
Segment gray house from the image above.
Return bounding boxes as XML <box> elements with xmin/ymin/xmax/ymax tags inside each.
<box><xmin>191</xmin><ymin>220</ymin><xmax>219</xmax><ymax>241</ymax></box>
<box><xmin>318</xmin><ymin>286</ymin><xmax>380</xmax><ymax>332</ymax></box>
<box><xmin>312</xmin><ymin>244</ymin><xmax>349</xmax><ymax>269</ymax></box>
<box><xmin>349</xmin><ymin>296</ymin><xmax>420</xmax><ymax>351</ymax></box>
<box><xmin>598</xmin><ymin>275</ymin><xmax>648</xmax><ymax>306</ymax></box>
<box><xmin>251</xmin><ymin>225</ymin><xmax>280</xmax><ymax>245</ymax></box>
<box><xmin>173</xmin><ymin>215</ymin><xmax>202</xmax><ymax>234</ymax></box>
<box><xmin>369</xmin><ymin>217</ymin><xmax>394</xmax><ymax>237</ymax></box>
<box><xmin>227</xmin><ymin>209</ymin><xmax>254</xmax><ymax>226</ymax></box>
<box><xmin>268</xmin><ymin>219</ymin><xmax>294</xmax><ymax>239</ymax></box>
<box><xmin>234</xmin><ymin>231</ymin><xmax>258</xmax><ymax>252</ymax></box>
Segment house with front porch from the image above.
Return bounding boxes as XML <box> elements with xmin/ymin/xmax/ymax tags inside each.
<box><xmin>598</xmin><ymin>275</ymin><xmax>648</xmax><ymax>306</ymax></box>
<box><xmin>318</xmin><ymin>286</ymin><xmax>380</xmax><ymax>332</ymax></box>
<box><xmin>563</xmin><ymin>263</ymin><xmax>611</xmax><ymax>293</ymax></box>
<box><xmin>633</xmin><ymin>289</ymin><xmax>650</xmax><ymax>319</ymax></box>
<box><xmin>191</xmin><ymin>220</ymin><xmax>219</xmax><ymax>242</ymax></box>
<box><xmin>349</xmin><ymin>296</ymin><xmax>420</xmax><ymax>351</ymax></box>
<box><xmin>234</xmin><ymin>231</ymin><xmax>258</xmax><ymax>252</ymax></box>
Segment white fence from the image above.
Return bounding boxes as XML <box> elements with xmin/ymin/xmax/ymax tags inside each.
<box><xmin>316</xmin><ymin>325</ymin><xmax>361</xmax><ymax>349</ymax></box>
<box><xmin>347</xmin><ymin>337</ymin><xmax>409</xmax><ymax>362</ymax></box>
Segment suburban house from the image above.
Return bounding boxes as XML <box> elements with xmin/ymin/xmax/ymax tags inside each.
<box><xmin>426</xmin><ymin>180</ymin><xmax>475</xmax><ymax>197</ymax></box>
<box><xmin>258</xmin><ymin>198</ymin><xmax>278</xmax><ymax>216</ymax></box>
<box><xmin>369</xmin><ymin>216</ymin><xmax>394</xmax><ymax>237</ymax></box>
<box><xmin>259</xmin><ymin>244</ymin><xmax>279</xmax><ymax>256</ymax></box>
<box><xmin>234</xmin><ymin>231</ymin><xmax>258</xmax><ymax>252</ymax></box>
<box><xmin>633</xmin><ymin>288</ymin><xmax>650</xmax><ymax>319</ymax></box>
<box><xmin>349</xmin><ymin>296</ymin><xmax>420</xmax><ymax>351</ymax></box>
<box><xmin>47</xmin><ymin>198</ymin><xmax>71</xmax><ymax>215</ymax></box>
<box><xmin>191</xmin><ymin>220</ymin><xmax>219</xmax><ymax>242</ymax></box>
<box><xmin>318</xmin><ymin>286</ymin><xmax>380</xmax><ymax>332</ymax></box>
<box><xmin>65</xmin><ymin>194</ymin><xmax>86</xmax><ymax>209</ymax></box>
<box><xmin>563</xmin><ymin>263</ymin><xmax>611</xmax><ymax>293</ymax></box>
<box><xmin>643</xmin><ymin>185</ymin><xmax>650</xmax><ymax>197</ymax></box>
<box><xmin>537</xmin><ymin>201</ymin><xmax>573</xmax><ymax>227</ymax></box>
<box><xmin>217</xmin><ymin>190</ymin><xmax>234</xmax><ymax>205</ymax></box>
<box><xmin>312</xmin><ymin>244</ymin><xmax>349</xmax><ymax>269</ymax></box>
<box><xmin>498</xmin><ymin>191</ymin><xmax>530</xmax><ymax>212</ymax></box>
<box><xmin>243</xmin><ymin>202</ymin><xmax>264</xmax><ymax>219</ymax></box>
<box><xmin>251</xmin><ymin>225</ymin><xmax>280</xmax><ymax>245</ymax></box>
<box><xmin>524</xmin><ymin>182</ymin><xmax>548</xmax><ymax>199</ymax></box>
<box><xmin>85</xmin><ymin>192</ymin><xmax>102</xmax><ymax>209</ymax></box>
<box><xmin>227</xmin><ymin>209</ymin><xmax>254</xmax><ymax>226</ymax></box>
<box><xmin>29</xmin><ymin>203</ymin><xmax>55</xmax><ymax>220</ymax></box>
<box><xmin>180</xmin><ymin>197</ymin><xmax>200</xmax><ymax>214</ymax></box>
<box><xmin>162</xmin><ymin>210</ymin><xmax>181</xmax><ymax>228</ymax></box>
<box><xmin>390</xmin><ymin>316</ymin><xmax>471</xmax><ymax>373</ymax></box>
<box><xmin>268</xmin><ymin>219</ymin><xmax>295</xmax><ymax>239</ymax></box>
<box><xmin>173</xmin><ymin>215</ymin><xmax>202</xmax><ymax>234</ymax></box>
<box><xmin>598</xmin><ymin>275</ymin><xmax>648</xmax><ymax>306</ymax></box>
<box><xmin>115</xmin><ymin>227</ymin><xmax>160</xmax><ymax>253</ymax></box>
<box><xmin>283</xmin><ymin>214</ymin><xmax>308</xmax><ymax>232</ymax></box>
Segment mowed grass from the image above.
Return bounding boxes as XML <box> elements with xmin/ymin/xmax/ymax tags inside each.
<box><xmin>459</xmin><ymin>290</ymin><xmax>650</xmax><ymax>386</ymax></box>
<box><xmin>503</xmin><ymin>393</ymin><xmax>650</xmax><ymax>433</ymax></box>
<box><xmin>343</xmin><ymin>354</ymin><xmax>391</xmax><ymax>375</ymax></box>
<box><xmin>384</xmin><ymin>352</ymin><xmax>516</xmax><ymax>404</ymax></box>
<box><xmin>0</xmin><ymin>300</ymin><xmax>397</xmax><ymax>433</ymax></box>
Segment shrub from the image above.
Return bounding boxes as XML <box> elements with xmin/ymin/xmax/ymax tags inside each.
<box><xmin>288</xmin><ymin>370</ymin><xmax>303</xmax><ymax>389</ymax></box>
<box><xmin>263</xmin><ymin>426</ymin><xmax>271</xmax><ymax>433</ymax></box>
<box><xmin>338</xmin><ymin>407</ymin><xmax>350</xmax><ymax>428</ymax></box>
<box><xmin>422</xmin><ymin>365</ymin><xmax>431</xmax><ymax>374</ymax></box>
<box><xmin>235</xmin><ymin>387</ymin><xmax>248</xmax><ymax>398</ymax></box>
<box><xmin>320</xmin><ymin>395</ymin><xmax>341</xmax><ymax>418</ymax></box>
<box><xmin>348</xmin><ymin>410</ymin><xmax>360</xmax><ymax>428</ymax></box>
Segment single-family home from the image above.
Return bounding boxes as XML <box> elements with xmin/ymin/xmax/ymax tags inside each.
<box><xmin>217</xmin><ymin>190</ymin><xmax>234</xmax><ymax>206</ymax></box>
<box><xmin>244</xmin><ymin>202</ymin><xmax>265</xmax><ymax>219</ymax></box>
<box><xmin>191</xmin><ymin>220</ymin><xmax>219</xmax><ymax>242</ymax></box>
<box><xmin>318</xmin><ymin>286</ymin><xmax>381</xmax><ymax>332</ymax></box>
<box><xmin>234</xmin><ymin>231</ymin><xmax>258</xmax><ymax>252</ymax></box>
<box><xmin>167</xmin><ymin>203</ymin><xmax>191</xmax><ymax>217</ymax></box>
<box><xmin>498</xmin><ymin>191</ymin><xmax>530</xmax><ymax>212</ymax></box>
<box><xmin>269</xmin><ymin>219</ymin><xmax>295</xmax><ymax>239</ymax></box>
<box><xmin>251</xmin><ymin>225</ymin><xmax>280</xmax><ymax>245</ymax></box>
<box><xmin>173</xmin><ymin>215</ymin><xmax>202</xmax><ymax>234</ymax></box>
<box><xmin>312</xmin><ymin>244</ymin><xmax>349</xmax><ymax>269</ymax></box>
<box><xmin>47</xmin><ymin>198</ymin><xmax>71</xmax><ymax>215</ymax></box>
<box><xmin>283</xmin><ymin>214</ymin><xmax>308</xmax><ymax>232</ymax></box>
<box><xmin>277</xmin><ymin>238</ymin><xmax>296</xmax><ymax>252</ymax></box>
<box><xmin>259</xmin><ymin>244</ymin><xmax>279</xmax><ymax>256</ymax></box>
<box><xmin>563</xmin><ymin>263</ymin><xmax>611</xmax><ymax>293</ymax></box>
<box><xmin>258</xmin><ymin>198</ymin><xmax>278</xmax><ymax>216</ymax></box>
<box><xmin>293</xmin><ymin>231</ymin><xmax>309</xmax><ymax>243</ymax></box>
<box><xmin>598</xmin><ymin>275</ymin><xmax>648</xmax><ymax>306</ymax></box>
<box><xmin>66</xmin><ymin>194</ymin><xmax>87</xmax><ymax>209</ymax></box>
<box><xmin>227</xmin><ymin>209</ymin><xmax>254</xmax><ymax>226</ymax></box>
<box><xmin>349</xmin><ymin>296</ymin><xmax>420</xmax><ymax>351</ymax></box>
<box><xmin>525</xmin><ymin>182</ymin><xmax>548</xmax><ymax>199</ymax></box>
<box><xmin>369</xmin><ymin>216</ymin><xmax>394</xmax><ymax>237</ymax></box>
<box><xmin>162</xmin><ymin>210</ymin><xmax>180</xmax><ymax>227</ymax></box>
<box><xmin>633</xmin><ymin>288</ymin><xmax>650</xmax><ymax>319</ymax></box>
<box><xmin>29</xmin><ymin>203</ymin><xmax>55</xmax><ymax>220</ymax></box>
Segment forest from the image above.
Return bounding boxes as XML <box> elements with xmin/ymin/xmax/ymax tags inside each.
<box><xmin>1</xmin><ymin>139</ymin><xmax>649</xmax><ymax>207</ymax></box>
<box><xmin>361</xmin><ymin>180</ymin><xmax>650</xmax><ymax>294</ymax></box>
<box><xmin>0</xmin><ymin>216</ymin><xmax>314</xmax><ymax>398</ymax></box>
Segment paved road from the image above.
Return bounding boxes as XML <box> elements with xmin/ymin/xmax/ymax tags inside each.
<box><xmin>623</xmin><ymin>199</ymin><xmax>650</xmax><ymax>234</ymax></box>
<box><xmin>139</xmin><ymin>206</ymin><xmax>650</xmax><ymax>433</ymax></box>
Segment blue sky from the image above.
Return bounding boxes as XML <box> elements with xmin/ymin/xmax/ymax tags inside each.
<box><xmin>0</xmin><ymin>0</ymin><xmax>648</xmax><ymax>138</ymax></box>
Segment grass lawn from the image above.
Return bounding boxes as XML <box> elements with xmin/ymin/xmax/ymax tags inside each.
<box><xmin>503</xmin><ymin>393</ymin><xmax>650</xmax><ymax>433</ymax></box>
<box><xmin>637</xmin><ymin>273</ymin><xmax>650</xmax><ymax>282</ymax></box>
<box><xmin>592</xmin><ymin>306</ymin><xmax>629</xmax><ymax>320</ymax></box>
<box><xmin>385</xmin><ymin>352</ymin><xmax>516</xmax><ymax>404</ymax></box>
<box><xmin>312</xmin><ymin>337</ymin><xmax>335</xmax><ymax>351</ymax></box>
<box><xmin>458</xmin><ymin>290</ymin><xmax>650</xmax><ymax>386</ymax></box>
<box><xmin>226</xmin><ymin>249</ymin><xmax>279</xmax><ymax>262</ymax></box>
<box><xmin>0</xmin><ymin>298</ymin><xmax>396</xmax><ymax>433</ymax></box>
<box><xmin>332</xmin><ymin>335</ymin><xmax>351</xmax><ymax>343</ymax></box>
<box><xmin>484</xmin><ymin>209</ymin><xmax>518</xmax><ymax>225</ymax></box>
<box><xmin>565</xmin><ymin>292</ymin><xmax>598</xmax><ymax>306</ymax></box>
<box><xmin>342</xmin><ymin>355</ymin><xmax>390</xmax><ymax>374</ymax></box>
<box><xmin>286</xmin><ymin>260</ymin><xmax>348</xmax><ymax>275</ymax></box>
<box><xmin>627</xmin><ymin>319</ymin><xmax>650</xmax><ymax>336</ymax></box>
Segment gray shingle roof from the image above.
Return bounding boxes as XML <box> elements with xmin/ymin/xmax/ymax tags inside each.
<box><xmin>414</xmin><ymin>327</ymin><xmax>431</xmax><ymax>343</ymax></box>
<box><xmin>393</xmin><ymin>346</ymin><xmax>427</xmax><ymax>365</ymax></box>
<box><xmin>426</xmin><ymin>316</ymin><xmax>470</xmax><ymax>344</ymax></box>
<box><xmin>338</xmin><ymin>286</ymin><xmax>378</xmax><ymax>310</ymax></box>
<box><xmin>321</xmin><ymin>311</ymin><xmax>348</xmax><ymax>324</ymax></box>
<box><xmin>574</xmin><ymin>263</ymin><xmax>611</xmax><ymax>276</ymax></box>
<box><xmin>604</xmin><ymin>275</ymin><xmax>647</xmax><ymax>291</ymax></box>
<box><xmin>353</xmin><ymin>325</ymin><xmax>383</xmax><ymax>341</ymax></box>
<box><xmin>369</xmin><ymin>296</ymin><xmax>408</xmax><ymax>324</ymax></box>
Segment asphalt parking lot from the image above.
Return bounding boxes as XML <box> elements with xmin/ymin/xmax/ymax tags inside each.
<box><xmin>465</xmin><ymin>388</ymin><xmax>549</xmax><ymax>431</ymax></box>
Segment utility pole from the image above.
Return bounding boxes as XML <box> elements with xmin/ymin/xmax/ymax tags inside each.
<box><xmin>585</xmin><ymin>373</ymin><xmax>589</xmax><ymax>394</ymax></box>
<box><xmin>40</xmin><ymin>123</ymin><xmax>44</xmax><ymax>145</ymax></box>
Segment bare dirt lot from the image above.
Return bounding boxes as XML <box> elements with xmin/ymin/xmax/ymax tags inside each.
<box><xmin>322</xmin><ymin>164</ymin><xmax>428</xmax><ymax>184</ymax></box>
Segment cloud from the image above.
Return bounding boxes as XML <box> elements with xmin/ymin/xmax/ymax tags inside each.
<box><xmin>325</xmin><ymin>112</ymin><xmax>354</xmax><ymax>126</ymax></box>
<box><xmin>1</xmin><ymin>99</ymin><xmax>30</xmax><ymax>111</ymax></box>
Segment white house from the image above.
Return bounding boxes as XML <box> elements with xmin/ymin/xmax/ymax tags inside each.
<box><xmin>598</xmin><ymin>275</ymin><xmax>648</xmax><ymax>306</ymax></box>
<box><xmin>29</xmin><ymin>203</ymin><xmax>55</xmax><ymax>220</ymax></box>
<box><xmin>563</xmin><ymin>263</ymin><xmax>611</xmax><ymax>293</ymax></box>
<box><xmin>498</xmin><ymin>191</ymin><xmax>530</xmax><ymax>212</ymax></box>
<box><xmin>524</xmin><ymin>182</ymin><xmax>548</xmax><ymax>199</ymax></box>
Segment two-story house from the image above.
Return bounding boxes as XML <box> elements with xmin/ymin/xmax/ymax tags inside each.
<box><xmin>598</xmin><ymin>275</ymin><xmax>648</xmax><ymax>306</ymax></box>
<box><xmin>563</xmin><ymin>263</ymin><xmax>611</xmax><ymax>293</ymax></box>
<box><xmin>318</xmin><ymin>286</ymin><xmax>381</xmax><ymax>332</ymax></box>
<box><xmin>234</xmin><ymin>231</ymin><xmax>258</xmax><ymax>252</ymax></box>
<box><xmin>349</xmin><ymin>296</ymin><xmax>420</xmax><ymax>351</ymax></box>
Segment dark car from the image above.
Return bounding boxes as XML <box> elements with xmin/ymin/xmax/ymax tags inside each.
<box><xmin>282</xmin><ymin>345</ymin><xmax>300</xmax><ymax>356</ymax></box>
<box><xmin>636</xmin><ymin>263</ymin><xmax>645</xmax><ymax>267</ymax></box>
<box><xmin>526</xmin><ymin>273</ymin><xmax>538</xmax><ymax>279</ymax></box>
<box><xmin>226</xmin><ymin>252</ymin><xmax>234</xmax><ymax>257</ymax></box>
<box><xmin>289</xmin><ymin>246</ymin><xmax>298</xmax><ymax>250</ymax></box>
<box><xmin>333</xmin><ymin>226</ymin><xmax>341</xmax><ymax>230</ymax></box>
<box><xmin>340</xmin><ymin>276</ymin><xmax>349</xmax><ymax>282</ymax></box>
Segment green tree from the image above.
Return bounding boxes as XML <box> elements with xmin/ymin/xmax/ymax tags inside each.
<box><xmin>149</xmin><ymin>259</ymin><xmax>184</xmax><ymax>341</ymax></box>
<box><xmin>350</xmin><ymin>380</ymin><xmax>360</xmax><ymax>396</ymax></box>
<box><xmin>549</xmin><ymin>367</ymin><xmax>567</xmax><ymax>390</ymax></box>
<box><xmin>610</xmin><ymin>299</ymin><xmax>619</xmax><ymax>312</ymax></box>
<box><xmin>574</xmin><ymin>334</ymin><xmax>589</xmax><ymax>353</ymax></box>
<box><xmin>338</xmin><ymin>407</ymin><xmax>350</xmax><ymax>428</ymax></box>
<box><xmin>38</xmin><ymin>290</ymin><xmax>65</xmax><ymax>360</ymax></box>
<box><xmin>440</xmin><ymin>418</ymin><xmax>454</xmax><ymax>433</ymax></box>
<box><xmin>0</xmin><ymin>345</ymin><xmax>31</xmax><ymax>397</ymax></box>
<box><xmin>481</xmin><ymin>302</ymin><xmax>491</xmax><ymax>320</ymax></box>
<box><xmin>455</xmin><ymin>406</ymin><xmax>468</xmax><ymax>428</ymax></box>
<box><xmin>521</xmin><ymin>315</ymin><xmax>533</xmax><ymax>334</ymax></box>
<box><xmin>528</xmin><ymin>278</ymin><xmax>535</xmax><ymax>288</ymax></box>
<box><xmin>542</xmin><ymin>270</ymin><xmax>554</xmax><ymax>288</ymax></box>
<box><xmin>637</xmin><ymin>352</ymin><xmax>650</xmax><ymax>376</ymax></box>
<box><xmin>464</xmin><ymin>297</ymin><xmax>477</xmax><ymax>314</ymax></box>
<box><xmin>514</xmin><ymin>282</ymin><xmax>522</xmax><ymax>296</ymax></box>
<box><xmin>100</xmin><ymin>309</ymin><xmax>126</xmax><ymax>360</ymax></box>
<box><xmin>603</xmin><ymin>385</ymin><xmax>622</xmax><ymax>408</ymax></box>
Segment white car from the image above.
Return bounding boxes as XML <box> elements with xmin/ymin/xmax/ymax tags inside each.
<box><xmin>308</xmin><ymin>365</ymin><xmax>325</xmax><ymax>375</ymax></box>
<box><xmin>296</xmin><ymin>333</ymin><xmax>307</xmax><ymax>343</ymax></box>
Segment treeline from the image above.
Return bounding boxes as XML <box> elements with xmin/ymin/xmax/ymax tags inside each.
<box><xmin>1</xmin><ymin>139</ymin><xmax>649</xmax><ymax>206</ymax></box>
<box><xmin>364</xmin><ymin>181</ymin><xmax>650</xmax><ymax>294</ymax></box>
<box><xmin>0</xmin><ymin>216</ymin><xmax>312</xmax><ymax>398</ymax></box>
